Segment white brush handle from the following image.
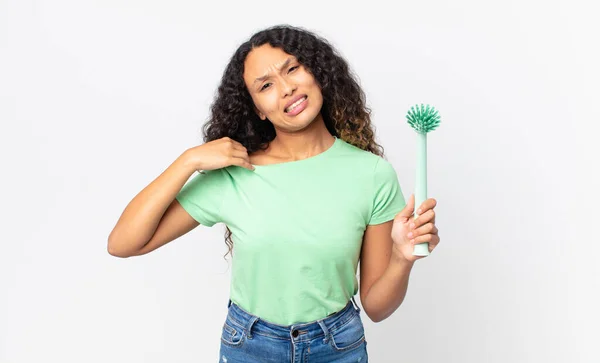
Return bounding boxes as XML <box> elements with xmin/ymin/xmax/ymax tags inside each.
<box><xmin>413</xmin><ymin>132</ymin><xmax>430</xmax><ymax>256</ymax></box>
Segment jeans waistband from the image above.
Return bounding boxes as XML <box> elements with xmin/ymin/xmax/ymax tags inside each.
<box><xmin>225</xmin><ymin>297</ymin><xmax>361</xmax><ymax>343</ymax></box>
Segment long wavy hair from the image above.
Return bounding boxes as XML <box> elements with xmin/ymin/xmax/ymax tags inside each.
<box><xmin>201</xmin><ymin>25</ymin><xmax>385</xmax><ymax>259</ymax></box>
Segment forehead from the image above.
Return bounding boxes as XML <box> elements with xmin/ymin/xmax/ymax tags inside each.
<box><xmin>243</xmin><ymin>44</ymin><xmax>295</xmax><ymax>81</ymax></box>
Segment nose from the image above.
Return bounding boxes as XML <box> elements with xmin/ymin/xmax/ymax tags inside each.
<box><xmin>280</xmin><ymin>77</ymin><xmax>296</xmax><ymax>97</ymax></box>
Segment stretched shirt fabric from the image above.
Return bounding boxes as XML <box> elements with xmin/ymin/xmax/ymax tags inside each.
<box><xmin>176</xmin><ymin>136</ymin><xmax>406</xmax><ymax>325</ymax></box>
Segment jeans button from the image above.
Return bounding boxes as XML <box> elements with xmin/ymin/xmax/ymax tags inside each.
<box><xmin>292</xmin><ymin>330</ymin><xmax>299</xmax><ymax>337</ymax></box>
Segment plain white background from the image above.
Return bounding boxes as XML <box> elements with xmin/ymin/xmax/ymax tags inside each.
<box><xmin>1</xmin><ymin>0</ymin><xmax>598</xmax><ymax>362</ymax></box>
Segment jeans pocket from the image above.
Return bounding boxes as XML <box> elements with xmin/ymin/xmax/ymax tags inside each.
<box><xmin>221</xmin><ymin>319</ymin><xmax>245</xmax><ymax>348</ymax></box>
<box><xmin>329</xmin><ymin>312</ymin><xmax>366</xmax><ymax>352</ymax></box>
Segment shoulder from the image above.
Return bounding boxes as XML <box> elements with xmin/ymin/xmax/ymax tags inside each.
<box><xmin>179</xmin><ymin>168</ymin><xmax>227</xmax><ymax>194</ymax></box>
<box><xmin>182</xmin><ymin>166</ymin><xmax>243</xmax><ymax>191</ymax></box>
<box><xmin>336</xmin><ymin>138</ymin><xmax>396</xmax><ymax>175</ymax></box>
<box><xmin>335</xmin><ymin>138</ymin><xmax>381</xmax><ymax>164</ymax></box>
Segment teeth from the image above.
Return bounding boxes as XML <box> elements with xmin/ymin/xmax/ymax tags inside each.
<box><xmin>286</xmin><ymin>97</ymin><xmax>306</xmax><ymax>112</ymax></box>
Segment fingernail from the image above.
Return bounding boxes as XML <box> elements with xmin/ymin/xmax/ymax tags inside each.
<box><xmin>407</xmin><ymin>232</ymin><xmax>413</xmax><ymax>238</ymax></box>
<box><xmin>410</xmin><ymin>223</ymin><xmax>415</xmax><ymax>229</ymax></box>
<box><xmin>417</xmin><ymin>209</ymin><xmax>422</xmax><ymax>214</ymax></box>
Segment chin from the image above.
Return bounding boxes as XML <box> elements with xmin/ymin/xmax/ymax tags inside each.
<box><xmin>289</xmin><ymin>114</ymin><xmax>319</xmax><ymax>130</ymax></box>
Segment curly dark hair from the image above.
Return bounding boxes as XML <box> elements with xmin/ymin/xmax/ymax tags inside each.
<box><xmin>201</xmin><ymin>24</ymin><xmax>385</xmax><ymax>259</ymax></box>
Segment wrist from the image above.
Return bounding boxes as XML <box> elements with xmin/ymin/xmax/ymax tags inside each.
<box><xmin>177</xmin><ymin>150</ymin><xmax>199</xmax><ymax>175</ymax></box>
<box><xmin>391</xmin><ymin>247</ymin><xmax>415</xmax><ymax>269</ymax></box>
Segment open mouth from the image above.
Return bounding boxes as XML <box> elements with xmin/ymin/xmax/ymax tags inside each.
<box><xmin>285</xmin><ymin>96</ymin><xmax>308</xmax><ymax>114</ymax></box>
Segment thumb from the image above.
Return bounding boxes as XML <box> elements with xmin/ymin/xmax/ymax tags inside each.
<box><xmin>396</xmin><ymin>193</ymin><xmax>415</xmax><ymax>220</ymax></box>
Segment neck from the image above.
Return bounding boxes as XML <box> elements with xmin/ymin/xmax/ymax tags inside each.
<box><xmin>269</xmin><ymin>113</ymin><xmax>336</xmax><ymax>161</ymax></box>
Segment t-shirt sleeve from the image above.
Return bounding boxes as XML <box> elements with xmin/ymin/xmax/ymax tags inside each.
<box><xmin>368</xmin><ymin>158</ymin><xmax>406</xmax><ymax>225</ymax></box>
<box><xmin>175</xmin><ymin>169</ymin><xmax>227</xmax><ymax>227</ymax></box>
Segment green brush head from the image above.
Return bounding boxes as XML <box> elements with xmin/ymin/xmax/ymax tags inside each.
<box><xmin>406</xmin><ymin>104</ymin><xmax>441</xmax><ymax>134</ymax></box>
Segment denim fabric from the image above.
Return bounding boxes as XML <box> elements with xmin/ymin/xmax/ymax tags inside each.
<box><xmin>219</xmin><ymin>297</ymin><xmax>368</xmax><ymax>362</ymax></box>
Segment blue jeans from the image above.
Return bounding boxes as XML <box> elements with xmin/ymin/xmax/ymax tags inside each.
<box><xmin>219</xmin><ymin>297</ymin><xmax>368</xmax><ymax>362</ymax></box>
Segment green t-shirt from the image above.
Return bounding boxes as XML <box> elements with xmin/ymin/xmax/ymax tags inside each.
<box><xmin>176</xmin><ymin>136</ymin><xmax>406</xmax><ymax>325</ymax></box>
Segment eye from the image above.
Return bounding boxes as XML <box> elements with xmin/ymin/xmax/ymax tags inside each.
<box><xmin>260</xmin><ymin>83</ymin><xmax>272</xmax><ymax>91</ymax></box>
<box><xmin>288</xmin><ymin>65</ymin><xmax>299</xmax><ymax>73</ymax></box>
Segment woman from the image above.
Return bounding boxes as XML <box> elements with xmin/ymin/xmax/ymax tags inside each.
<box><xmin>108</xmin><ymin>24</ymin><xmax>440</xmax><ymax>362</ymax></box>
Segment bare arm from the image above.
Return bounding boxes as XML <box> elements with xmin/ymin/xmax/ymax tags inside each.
<box><xmin>107</xmin><ymin>151</ymin><xmax>198</xmax><ymax>258</ymax></box>
<box><xmin>359</xmin><ymin>221</ymin><xmax>414</xmax><ymax>322</ymax></box>
<box><xmin>108</xmin><ymin>137</ymin><xmax>253</xmax><ymax>258</ymax></box>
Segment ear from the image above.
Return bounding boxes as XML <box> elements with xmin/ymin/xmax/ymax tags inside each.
<box><xmin>254</xmin><ymin>106</ymin><xmax>266</xmax><ymax>120</ymax></box>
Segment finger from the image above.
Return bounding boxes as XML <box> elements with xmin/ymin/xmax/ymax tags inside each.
<box><xmin>409</xmin><ymin>233</ymin><xmax>435</xmax><ymax>245</ymax></box>
<box><xmin>230</xmin><ymin>141</ymin><xmax>248</xmax><ymax>153</ymax></box>
<box><xmin>233</xmin><ymin>142</ymin><xmax>248</xmax><ymax>153</ymax></box>
<box><xmin>410</xmin><ymin>222</ymin><xmax>435</xmax><ymax>240</ymax></box>
<box><xmin>230</xmin><ymin>156</ymin><xmax>255</xmax><ymax>170</ymax></box>
<box><xmin>222</xmin><ymin>137</ymin><xmax>248</xmax><ymax>152</ymax></box>
<box><xmin>230</xmin><ymin>149</ymin><xmax>251</xmax><ymax>160</ymax></box>
<box><xmin>412</xmin><ymin>209</ymin><xmax>435</xmax><ymax>229</ymax></box>
<box><xmin>429</xmin><ymin>235</ymin><xmax>441</xmax><ymax>252</ymax></box>
<box><xmin>416</xmin><ymin>198</ymin><xmax>437</xmax><ymax>215</ymax></box>
<box><xmin>395</xmin><ymin>194</ymin><xmax>415</xmax><ymax>220</ymax></box>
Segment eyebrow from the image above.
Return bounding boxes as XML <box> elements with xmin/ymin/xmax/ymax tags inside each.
<box><xmin>253</xmin><ymin>57</ymin><xmax>295</xmax><ymax>85</ymax></box>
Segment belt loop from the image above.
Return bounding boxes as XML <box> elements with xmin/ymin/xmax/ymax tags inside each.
<box><xmin>227</xmin><ymin>299</ymin><xmax>232</xmax><ymax>308</ymax></box>
<box><xmin>351</xmin><ymin>296</ymin><xmax>361</xmax><ymax>313</ymax></box>
<box><xmin>317</xmin><ymin>320</ymin><xmax>330</xmax><ymax>343</ymax></box>
<box><xmin>245</xmin><ymin>316</ymin><xmax>259</xmax><ymax>339</ymax></box>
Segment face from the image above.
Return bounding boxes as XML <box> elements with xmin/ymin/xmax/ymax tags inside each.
<box><xmin>243</xmin><ymin>44</ymin><xmax>324</xmax><ymax>132</ymax></box>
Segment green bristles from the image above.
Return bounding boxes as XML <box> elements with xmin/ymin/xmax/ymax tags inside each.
<box><xmin>406</xmin><ymin>104</ymin><xmax>441</xmax><ymax>134</ymax></box>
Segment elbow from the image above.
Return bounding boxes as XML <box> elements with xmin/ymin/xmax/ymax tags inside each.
<box><xmin>107</xmin><ymin>232</ymin><xmax>133</xmax><ymax>258</ymax></box>
<box><xmin>362</xmin><ymin>304</ymin><xmax>391</xmax><ymax>323</ymax></box>
<box><xmin>365</xmin><ymin>311</ymin><xmax>385</xmax><ymax>323</ymax></box>
<box><xmin>107</xmin><ymin>242</ymin><xmax>128</xmax><ymax>258</ymax></box>
<box><xmin>361</xmin><ymin>295</ymin><xmax>404</xmax><ymax>323</ymax></box>
<box><xmin>371</xmin><ymin>316</ymin><xmax>384</xmax><ymax>324</ymax></box>
<box><xmin>107</xmin><ymin>244</ymin><xmax>128</xmax><ymax>258</ymax></box>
